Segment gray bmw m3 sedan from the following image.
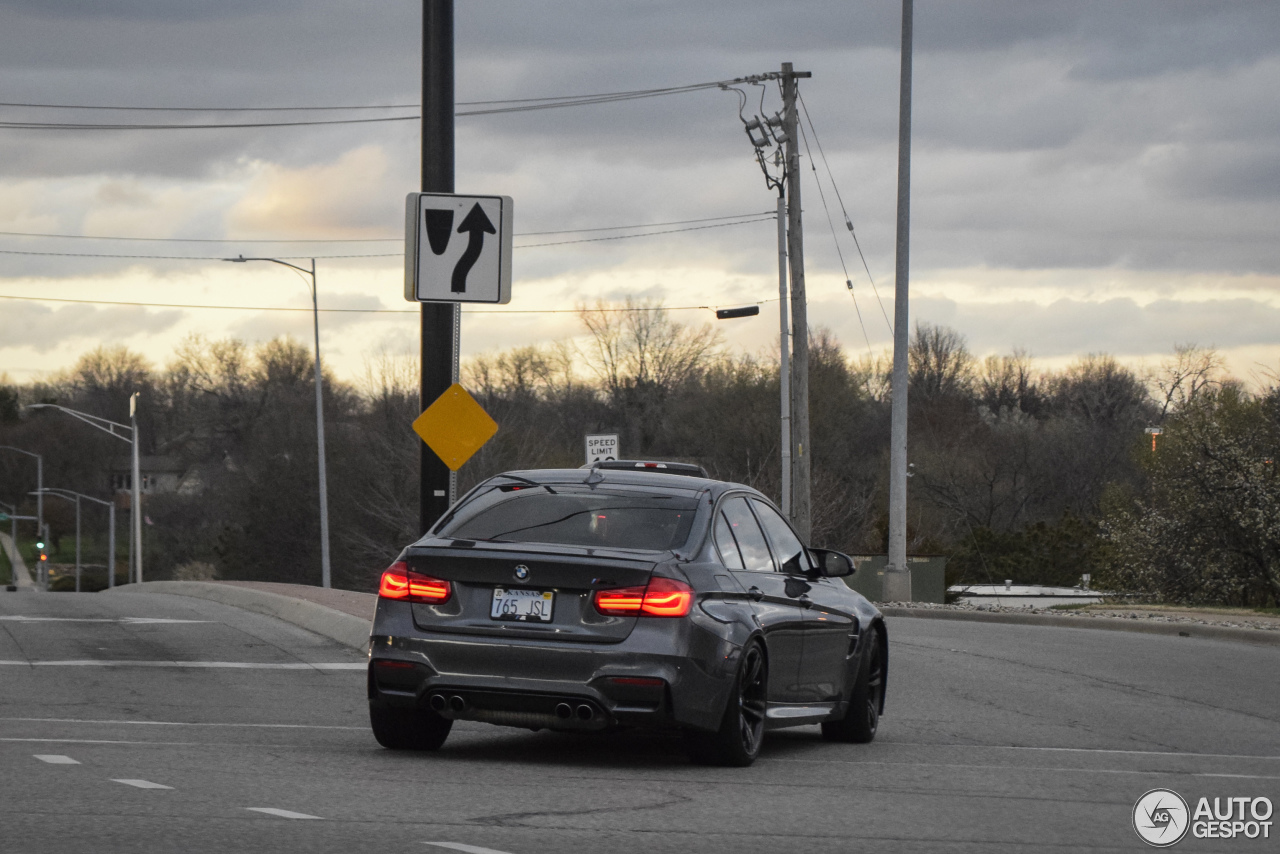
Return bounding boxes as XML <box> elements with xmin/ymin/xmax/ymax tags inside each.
<box><xmin>367</xmin><ymin>461</ymin><xmax>887</xmax><ymax>766</ymax></box>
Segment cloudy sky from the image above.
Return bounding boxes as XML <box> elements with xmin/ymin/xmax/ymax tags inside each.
<box><xmin>2</xmin><ymin>1</ymin><xmax>1279</xmax><ymax>386</ymax></box>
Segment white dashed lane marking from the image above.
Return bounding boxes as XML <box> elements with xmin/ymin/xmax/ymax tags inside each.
<box><xmin>33</xmin><ymin>754</ymin><xmax>79</xmax><ymax>764</ymax></box>
<box><xmin>111</xmin><ymin>779</ymin><xmax>174</xmax><ymax>790</ymax></box>
<box><xmin>246</xmin><ymin>808</ymin><xmax>323</xmax><ymax>820</ymax></box>
<box><xmin>423</xmin><ymin>844</ymin><xmax>518</xmax><ymax>854</ymax></box>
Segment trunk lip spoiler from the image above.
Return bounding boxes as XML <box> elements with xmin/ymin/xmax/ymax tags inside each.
<box><xmin>404</xmin><ymin>537</ymin><xmax>673</xmax><ymax>565</ymax></box>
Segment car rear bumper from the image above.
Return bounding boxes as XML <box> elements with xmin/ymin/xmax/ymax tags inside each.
<box><xmin>368</xmin><ymin>599</ymin><xmax>742</xmax><ymax>732</ymax></box>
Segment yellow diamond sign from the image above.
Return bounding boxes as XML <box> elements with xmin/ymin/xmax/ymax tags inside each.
<box><xmin>412</xmin><ymin>383</ymin><xmax>499</xmax><ymax>471</ymax></box>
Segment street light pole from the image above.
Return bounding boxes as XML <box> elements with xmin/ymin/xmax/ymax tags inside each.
<box><xmin>33</xmin><ymin>488</ymin><xmax>115</xmax><ymax>591</ymax></box>
<box><xmin>130</xmin><ymin>393</ymin><xmax>141</xmax><ymax>584</ymax></box>
<box><xmin>224</xmin><ymin>255</ymin><xmax>332</xmax><ymax>589</ymax></box>
<box><xmin>22</xmin><ymin>406</ymin><xmax>139</xmax><ymax>586</ymax></box>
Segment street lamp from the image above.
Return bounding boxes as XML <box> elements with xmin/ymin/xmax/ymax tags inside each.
<box><xmin>32</xmin><ymin>488</ymin><xmax>116</xmax><ymax>592</ymax></box>
<box><xmin>0</xmin><ymin>445</ymin><xmax>43</xmax><ymax>552</ymax></box>
<box><xmin>224</xmin><ymin>255</ymin><xmax>332</xmax><ymax>589</ymax></box>
<box><xmin>26</xmin><ymin>396</ymin><xmax>141</xmax><ymax>585</ymax></box>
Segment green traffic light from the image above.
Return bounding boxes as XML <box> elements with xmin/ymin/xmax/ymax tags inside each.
<box><xmin>36</xmin><ymin>541</ymin><xmax>44</xmax><ymax>549</ymax></box>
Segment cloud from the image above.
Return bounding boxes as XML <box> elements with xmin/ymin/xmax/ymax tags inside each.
<box><xmin>911</xmin><ymin>295</ymin><xmax>1280</xmax><ymax>358</ymax></box>
<box><xmin>226</xmin><ymin>146</ymin><xmax>405</xmax><ymax>239</ymax></box>
<box><xmin>226</xmin><ymin>289</ymin><xmax>395</xmax><ymax>345</ymax></box>
<box><xmin>0</xmin><ymin>299</ymin><xmax>182</xmax><ymax>353</ymax></box>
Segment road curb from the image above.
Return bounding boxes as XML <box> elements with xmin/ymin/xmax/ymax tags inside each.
<box><xmin>105</xmin><ymin>581</ymin><xmax>372</xmax><ymax>652</ymax></box>
<box><xmin>881</xmin><ymin>606</ymin><xmax>1280</xmax><ymax>647</ymax></box>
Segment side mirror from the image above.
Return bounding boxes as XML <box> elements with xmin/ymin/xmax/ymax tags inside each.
<box><xmin>810</xmin><ymin>548</ymin><xmax>855</xmax><ymax>578</ymax></box>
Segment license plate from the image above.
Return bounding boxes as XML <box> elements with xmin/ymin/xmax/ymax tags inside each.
<box><xmin>490</xmin><ymin>588</ymin><xmax>555</xmax><ymax>622</ymax></box>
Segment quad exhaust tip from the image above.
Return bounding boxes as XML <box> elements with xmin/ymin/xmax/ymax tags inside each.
<box><xmin>434</xmin><ymin>695</ymin><xmax>594</xmax><ymax>722</ymax></box>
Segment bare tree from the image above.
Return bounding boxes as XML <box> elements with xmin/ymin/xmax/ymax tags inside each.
<box><xmin>908</xmin><ymin>323</ymin><xmax>974</xmax><ymax>402</ymax></box>
<box><xmin>577</xmin><ymin>298</ymin><xmax>723</xmax><ymax>453</ymax></box>
<box><xmin>577</xmin><ymin>298</ymin><xmax>722</xmax><ymax>398</ymax></box>
<box><xmin>1151</xmin><ymin>343</ymin><xmax>1223</xmax><ymax>421</ymax></box>
<box><xmin>978</xmin><ymin>349</ymin><xmax>1044</xmax><ymax>417</ymax></box>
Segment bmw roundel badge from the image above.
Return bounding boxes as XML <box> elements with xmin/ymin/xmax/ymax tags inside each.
<box><xmin>513</xmin><ymin>564</ymin><xmax>530</xmax><ymax>581</ymax></box>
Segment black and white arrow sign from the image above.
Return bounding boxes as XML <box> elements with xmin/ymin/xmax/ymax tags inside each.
<box><xmin>405</xmin><ymin>192</ymin><xmax>513</xmax><ymax>304</ymax></box>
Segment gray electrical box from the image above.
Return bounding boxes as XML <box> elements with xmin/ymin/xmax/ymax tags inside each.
<box><xmin>842</xmin><ymin>554</ymin><xmax>946</xmax><ymax>604</ymax></box>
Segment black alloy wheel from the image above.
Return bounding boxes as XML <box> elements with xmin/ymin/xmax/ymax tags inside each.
<box><xmin>685</xmin><ymin>641</ymin><xmax>768</xmax><ymax>767</ymax></box>
<box><xmin>821</xmin><ymin>629</ymin><xmax>882</xmax><ymax>743</ymax></box>
<box><xmin>369</xmin><ymin>702</ymin><xmax>453</xmax><ymax>751</ymax></box>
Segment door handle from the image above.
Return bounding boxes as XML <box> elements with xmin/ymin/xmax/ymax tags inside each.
<box><xmin>747</xmin><ymin>586</ymin><xmax>764</xmax><ymax>602</ymax></box>
<box><xmin>797</xmin><ymin>594</ymin><xmax>812</xmax><ymax>608</ymax></box>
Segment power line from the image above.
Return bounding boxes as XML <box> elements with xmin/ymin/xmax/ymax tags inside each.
<box><xmin>518</xmin><ymin>211</ymin><xmax>773</xmax><ymax>237</ymax></box>
<box><xmin>0</xmin><ymin>101</ymin><xmax>416</xmax><ymax>113</ymax></box>
<box><xmin>0</xmin><ymin>248</ymin><xmax>394</xmax><ymax>261</ymax></box>
<box><xmin>0</xmin><ymin>292</ymin><xmax>777</xmax><ymax>316</ymax></box>
<box><xmin>515</xmin><ymin>217</ymin><xmax>774</xmax><ymax>248</ymax></box>
<box><xmin>0</xmin><ymin>217</ymin><xmax>772</xmax><ymax>260</ymax></box>
<box><xmin>798</xmin><ymin>92</ymin><xmax>893</xmax><ymax>336</ymax></box>
<box><xmin>796</xmin><ymin>116</ymin><xmax>874</xmax><ymax>357</ymax></box>
<box><xmin>0</xmin><ymin>212</ymin><xmax>774</xmax><ymax>244</ymax></box>
<box><xmin>0</xmin><ymin>78</ymin><xmax>748</xmax><ymax>131</ymax></box>
<box><xmin>0</xmin><ymin>116</ymin><xmax>413</xmax><ymax>131</ymax></box>
<box><xmin>0</xmin><ymin>82</ymin><xmax>722</xmax><ymax>114</ymax></box>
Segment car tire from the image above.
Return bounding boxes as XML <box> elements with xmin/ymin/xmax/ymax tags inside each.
<box><xmin>369</xmin><ymin>701</ymin><xmax>452</xmax><ymax>751</ymax></box>
<box><xmin>684</xmin><ymin>641</ymin><xmax>768</xmax><ymax>767</ymax></box>
<box><xmin>821</xmin><ymin>629</ymin><xmax>882</xmax><ymax>744</ymax></box>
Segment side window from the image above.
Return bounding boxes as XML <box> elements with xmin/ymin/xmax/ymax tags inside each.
<box><xmin>720</xmin><ymin>497</ymin><xmax>775</xmax><ymax>572</ymax></box>
<box><xmin>713</xmin><ymin>512</ymin><xmax>745</xmax><ymax>569</ymax></box>
<box><xmin>750</xmin><ymin>498</ymin><xmax>812</xmax><ymax>575</ymax></box>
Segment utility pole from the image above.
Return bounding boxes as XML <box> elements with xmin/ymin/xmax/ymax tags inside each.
<box><xmin>419</xmin><ymin>0</ymin><xmax>456</xmax><ymax>534</ymax></box>
<box><xmin>776</xmin><ymin>191</ymin><xmax>791</xmax><ymax>517</ymax></box>
<box><xmin>885</xmin><ymin>0</ymin><xmax>914</xmax><ymax>602</ymax></box>
<box><xmin>781</xmin><ymin>62</ymin><xmax>812</xmax><ymax>541</ymax></box>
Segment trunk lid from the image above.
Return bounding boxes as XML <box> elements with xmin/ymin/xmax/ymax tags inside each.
<box><xmin>404</xmin><ymin>539</ymin><xmax>661</xmax><ymax>644</ymax></box>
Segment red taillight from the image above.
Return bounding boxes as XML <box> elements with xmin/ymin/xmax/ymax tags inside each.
<box><xmin>378</xmin><ymin>561</ymin><xmax>452</xmax><ymax>604</ymax></box>
<box><xmin>594</xmin><ymin>585</ymin><xmax>646</xmax><ymax>614</ymax></box>
<box><xmin>594</xmin><ymin>576</ymin><xmax>693</xmax><ymax>618</ymax></box>
<box><xmin>639</xmin><ymin>577</ymin><xmax>694</xmax><ymax>616</ymax></box>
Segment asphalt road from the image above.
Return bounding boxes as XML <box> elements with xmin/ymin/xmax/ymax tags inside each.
<box><xmin>2</xmin><ymin>591</ymin><xmax>1277</xmax><ymax>853</ymax></box>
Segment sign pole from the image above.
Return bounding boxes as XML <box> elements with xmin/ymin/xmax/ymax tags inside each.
<box><xmin>420</xmin><ymin>0</ymin><xmax>456</xmax><ymax>534</ymax></box>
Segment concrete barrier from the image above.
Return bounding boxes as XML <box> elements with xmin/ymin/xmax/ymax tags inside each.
<box><xmin>882</xmin><ymin>606</ymin><xmax>1280</xmax><ymax>647</ymax></box>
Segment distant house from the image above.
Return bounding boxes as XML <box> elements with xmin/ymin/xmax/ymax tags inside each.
<box><xmin>110</xmin><ymin>456</ymin><xmax>191</xmax><ymax>497</ymax></box>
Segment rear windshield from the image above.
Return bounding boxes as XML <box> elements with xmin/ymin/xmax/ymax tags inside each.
<box><xmin>440</xmin><ymin>484</ymin><xmax>700</xmax><ymax>551</ymax></box>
